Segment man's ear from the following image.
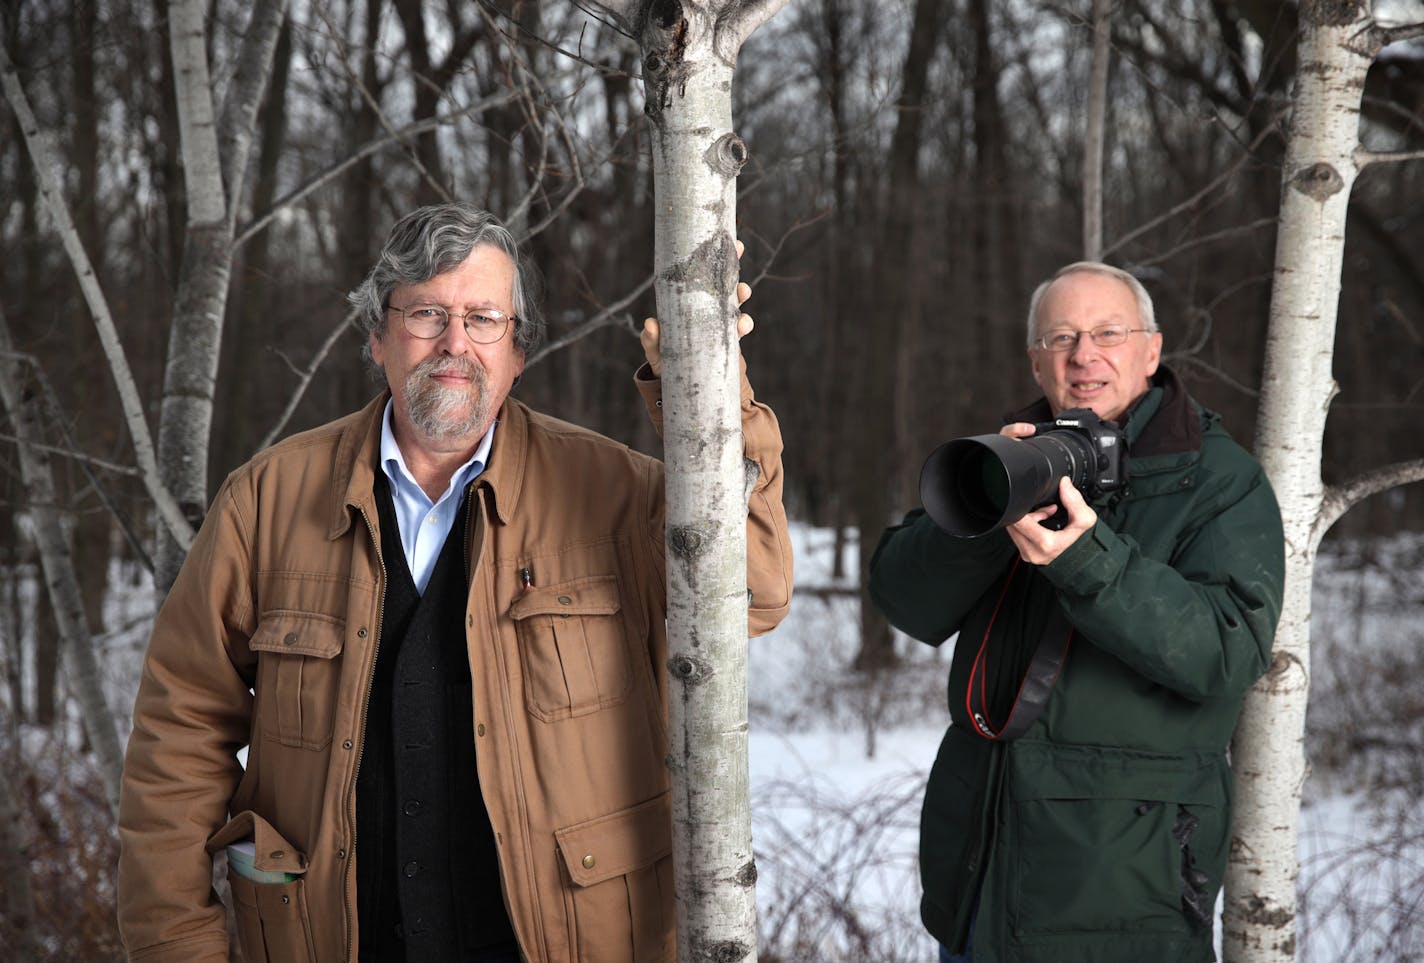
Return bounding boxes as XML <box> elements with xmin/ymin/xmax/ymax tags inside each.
<box><xmin>369</xmin><ymin>330</ymin><xmax>385</xmax><ymax>367</ymax></box>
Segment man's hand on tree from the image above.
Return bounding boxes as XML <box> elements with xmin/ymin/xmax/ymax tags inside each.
<box><xmin>641</xmin><ymin>239</ymin><xmax>754</xmax><ymax>377</ymax></box>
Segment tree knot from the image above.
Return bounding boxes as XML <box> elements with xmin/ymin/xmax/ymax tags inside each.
<box><xmin>1289</xmin><ymin>162</ymin><xmax>1343</xmax><ymax>202</ymax></box>
<box><xmin>668</xmin><ymin>653</ymin><xmax>713</xmax><ymax>686</ymax></box>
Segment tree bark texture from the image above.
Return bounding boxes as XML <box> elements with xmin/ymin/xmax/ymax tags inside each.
<box><xmin>0</xmin><ymin>308</ymin><xmax>124</xmax><ymax>815</ymax></box>
<box><xmin>0</xmin><ymin>42</ymin><xmax>195</xmax><ymax>554</ymax></box>
<box><xmin>592</xmin><ymin>1</ymin><xmax>788</xmax><ymax>959</ymax></box>
<box><xmin>155</xmin><ymin>0</ymin><xmax>288</xmax><ymax>590</ymax></box>
<box><xmin>1082</xmin><ymin>0</ymin><xmax>1110</xmax><ymax>259</ymax></box>
<box><xmin>1223</xmin><ymin>4</ymin><xmax>1379</xmax><ymax>960</ymax></box>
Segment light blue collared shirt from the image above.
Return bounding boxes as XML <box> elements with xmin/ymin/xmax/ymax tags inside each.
<box><xmin>378</xmin><ymin>400</ymin><xmax>494</xmax><ymax>594</ymax></box>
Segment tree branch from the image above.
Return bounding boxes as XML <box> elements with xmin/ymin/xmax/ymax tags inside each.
<box><xmin>233</xmin><ymin>91</ymin><xmax>521</xmax><ymax>249</ymax></box>
<box><xmin>1354</xmin><ymin>147</ymin><xmax>1424</xmax><ymax>169</ymax></box>
<box><xmin>0</xmin><ymin>350</ymin><xmax>155</xmax><ymax>572</ymax></box>
<box><xmin>723</xmin><ymin>0</ymin><xmax>797</xmax><ymax>56</ymax></box>
<box><xmin>256</xmin><ymin>308</ymin><xmax>361</xmax><ymax>451</ymax></box>
<box><xmin>1102</xmin><ymin>117</ymin><xmax>1284</xmax><ymax>259</ymax></box>
<box><xmin>215</xmin><ymin>0</ymin><xmax>290</xmax><ymax>227</ymax></box>
<box><xmin>0</xmin><ymin>306</ymin><xmax>124</xmax><ymax>815</ymax></box>
<box><xmin>1130</xmin><ymin>217</ymin><xmax>1279</xmax><ymax>268</ymax></box>
<box><xmin>525</xmin><ymin>273</ymin><xmax>655</xmax><ymax>367</ymax></box>
<box><xmin>1317</xmin><ymin>459</ymin><xmax>1424</xmax><ymax>538</ymax></box>
<box><xmin>1377</xmin><ymin>22</ymin><xmax>1424</xmax><ymax>44</ymax></box>
<box><xmin>0</xmin><ymin>45</ymin><xmax>195</xmax><ymax>550</ymax></box>
<box><xmin>314</xmin><ymin>4</ymin><xmax>453</xmax><ymax>203</ymax></box>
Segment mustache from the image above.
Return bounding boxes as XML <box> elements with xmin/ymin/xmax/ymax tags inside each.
<box><xmin>415</xmin><ymin>355</ymin><xmax>479</xmax><ymax>379</ymax></box>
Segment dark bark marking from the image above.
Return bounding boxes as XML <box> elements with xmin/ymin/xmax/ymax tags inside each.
<box><xmin>705</xmin><ymin>132</ymin><xmax>748</xmax><ymax>177</ymax></box>
<box><xmin>734</xmin><ymin>860</ymin><xmax>757</xmax><ymax>887</ymax></box>
<box><xmin>704</xmin><ymin>941</ymin><xmax>751</xmax><ymax>962</ymax></box>
<box><xmin>670</xmin><ymin>523</ymin><xmax>713</xmax><ymax>559</ymax></box>
<box><xmin>1302</xmin><ymin>0</ymin><xmax>1366</xmax><ymax>28</ymax></box>
<box><xmin>668</xmin><ymin>653</ymin><xmax>713</xmax><ymax>685</ymax></box>
<box><xmin>1290</xmin><ymin>162</ymin><xmax>1343</xmax><ymax>201</ymax></box>
<box><xmin>643</xmin><ymin>0</ymin><xmax>691</xmax><ymax>116</ymax></box>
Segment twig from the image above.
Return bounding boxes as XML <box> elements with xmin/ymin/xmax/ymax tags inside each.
<box><xmin>256</xmin><ymin>307</ymin><xmax>360</xmax><ymax>451</ymax></box>
<box><xmin>525</xmin><ymin>274</ymin><xmax>655</xmax><ymax>368</ymax></box>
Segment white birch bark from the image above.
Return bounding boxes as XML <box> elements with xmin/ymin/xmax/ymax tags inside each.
<box><xmin>1082</xmin><ymin>0</ymin><xmax>1110</xmax><ymax>260</ymax></box>
<box><xmin>0</xmin><ymin>307</ymin><xmax>124</xmax><ymax>816</ymax></box>
<box><xmin>156</xmin><ymin>0</ymin><xmax>288</xmax><ymax>590</ymax></box>
<box><xmin>1223</xmin><ymin>5</ymin><xmax>1424</xmax><ymax>960</ymax></box>
<box><xmin>0</xmin><ymin>43</ymin><xmax>194</xmax><ymax>551</ymax></box>
<box><xmin>583</xmin><ymin>2</ymin><xmax>789</xmax><ymax>959</ymax></box>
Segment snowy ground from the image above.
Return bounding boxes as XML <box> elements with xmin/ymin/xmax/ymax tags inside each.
<box><xmin>745</xmin><ymin>525</ymin><xmax>1424</xmax><ymax>962</ymax></box>
<box><xmin>6</xmin><ymin>524</ymin><xmax>1422</xmax><ymax>960</ymax></box>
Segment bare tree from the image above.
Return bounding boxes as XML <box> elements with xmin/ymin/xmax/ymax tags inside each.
<box><xmin>1224</xmin><ymin>5</ymin><xmax>1424</xmax><ymax>961</ymax></box>
<box><xmin>574</xmin><ymin>2</ymin><xmax>791</xmax><ymax>959</ymax></box>
<box><xmin>155</xmin><ymin>0</ymin><xmax>290</xmax><ymax>589</ymax></box>
<box><xmin>0</xmin><ymin>306</ymin><xmax>124</xmax><ymax>814</ymax></box>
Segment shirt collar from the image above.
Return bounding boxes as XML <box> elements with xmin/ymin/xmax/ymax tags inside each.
<box><xmin>378</xmin><ymin>399</ymin><xmax>495</xmax><ymax>501</ymax></box>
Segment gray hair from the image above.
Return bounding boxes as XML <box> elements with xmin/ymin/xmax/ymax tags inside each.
<box><xmin>1025</xmin><ymin>261</ymin><xmax>1158</xmax><ymax>347</ymax></box>
<box><xmin>349</xmin><ymin>203</ymin><xmax>545</xmax><ymax>362</ymax></box>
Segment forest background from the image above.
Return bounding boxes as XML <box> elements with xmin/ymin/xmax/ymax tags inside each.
<box><xmin>1</xmin><ymin>0</ymin><xmax>1422</xmax><ymax>958</ymax></box>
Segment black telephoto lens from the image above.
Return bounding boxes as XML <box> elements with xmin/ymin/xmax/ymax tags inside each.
<box><xmin>919</xmin><ymin>429</ymin><xmax>1095</xmax><ymax>537</ymax></box>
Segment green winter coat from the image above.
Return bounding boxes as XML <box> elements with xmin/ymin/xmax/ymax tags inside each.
<box><xmin>869</xmin><ymin>368</ymin><xmax>1284</xmax><ymax>963</ymax></box>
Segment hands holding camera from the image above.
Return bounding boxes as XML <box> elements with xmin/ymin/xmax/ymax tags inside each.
<box><xmin>998</xmin><ymin>423</ymin><xmax>1098</xmax><ymax>565</ymax></box>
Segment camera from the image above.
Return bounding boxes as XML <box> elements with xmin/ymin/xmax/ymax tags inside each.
<box><xmin>918</xmin><ymin>407</ymin><xmax>1128</xmax><ymax>538</ymax></box>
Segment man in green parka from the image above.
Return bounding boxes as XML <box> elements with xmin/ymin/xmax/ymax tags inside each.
<box><xmin>869</xmin><ymin>262</ymin><xmax>1285</xmax><ymax>963</ymax></box>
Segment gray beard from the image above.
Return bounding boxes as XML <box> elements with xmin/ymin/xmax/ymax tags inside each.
<box><xmin>404</xmin><ymin>356</ymin><xmax>490</xmax><ymax>441</ymax></box>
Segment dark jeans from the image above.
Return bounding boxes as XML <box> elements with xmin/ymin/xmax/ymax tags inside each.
<box><xmin>937</xmin><ymin>910</ymin><xmax>975</xmax><ymax>963</ymax></box>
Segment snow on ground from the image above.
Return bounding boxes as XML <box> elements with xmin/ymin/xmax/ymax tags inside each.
<box><xmin>9</xmin><ymin>522</ymin><xmax>1422</xmax><ymax>959</ymax></box>
<box><xmin>745</xmin><ymin>524</ymin><xmax>1424</xmax><ymax>961</ymax></box>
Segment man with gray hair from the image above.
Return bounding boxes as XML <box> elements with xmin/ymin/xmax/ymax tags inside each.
<box><xmin>870</xmin><ymin>261</ymin><xmax>1284</xmax><ymax>961</ymax></box>
<box><xmin>117</xmin><ymin>203</ymin><xmax>792</xmax><ymax>963</ymax></box>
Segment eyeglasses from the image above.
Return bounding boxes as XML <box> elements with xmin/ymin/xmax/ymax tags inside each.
<box><xmin>386</xmin><ymin>302</ymin><xmax>517</xmax><ymax>344</ymax></box>
<box><xmin>1033</xmin><ymin>324</ymin><xmax>1153</xmax><ymax>352</ymax></box>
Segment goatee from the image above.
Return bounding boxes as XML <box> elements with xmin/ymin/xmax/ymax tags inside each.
<box><xmin>405</xmin><ymin>355</ymin><xmax>489</xmax><ymax>440</ymax></box>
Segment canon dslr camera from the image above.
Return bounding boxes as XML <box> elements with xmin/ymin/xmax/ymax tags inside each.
<box><xmin>919</xmin><ymin>407</ymin><xmax>1128</xmax><ymax>538</ymax></box>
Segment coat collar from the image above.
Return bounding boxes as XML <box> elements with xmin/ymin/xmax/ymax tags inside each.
<box><xmin>330</xmin><ymin>392</ymin><xmax>530</xmax><ymax>539</ymax></box>
<box><xmin>1003</xmin><ymin>364</ymin><xmax>1202</xmax><ymax>459</ymax></box>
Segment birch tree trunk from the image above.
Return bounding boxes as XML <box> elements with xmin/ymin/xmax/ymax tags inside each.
<box><xmin>582</xmin><ymin>3</ymin><xmax>788</xmax><ymax>959</ymax></box>
<box><xmin>0</xmin><ymin>42</ymin><xmax>194</xmax><ymax>551</ymax></box>
<box><xmin>155</xmin><ymin>0</ymin><xmax>288</xmax><ymax>590</ymax></box>
<box><xmin>1224</xmin><ymin>5</ymin><xmax>1424</xmax><ymax>959</ymax></box>
<box><xmin>1082</xmin><ymin>0</ymin><xmax>1110</xmax><ymax>260</ymax></box>
<box><xmin>0</xmin><ymin>307</ymin><xmax>124</xmax><ymax>815</ymax></box>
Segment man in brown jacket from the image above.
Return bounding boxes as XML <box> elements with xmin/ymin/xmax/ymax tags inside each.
<box><xmin>116</xmin><ymin>204</ymin><xmax>792</xmax><ymax>963</ymax></box>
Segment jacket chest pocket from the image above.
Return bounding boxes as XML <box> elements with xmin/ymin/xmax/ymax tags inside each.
<box><xmin>509</xmin><ymin>574</ymin><xmax>632</xmax><ymax>723</ymax></box>
<box><xmin>249</xmin><ymin>612</ymin><xmax>345</xmax><ymax>750</ymax></box>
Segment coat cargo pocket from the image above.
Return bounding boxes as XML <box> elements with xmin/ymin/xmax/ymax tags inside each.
<box><xmin>556</xmin><ymin>793</ymin><xmax>674</xmax><ymax>962</ymax></box>
<box><xmin>1003</xmin><ymin>740</ymin><xmax>1227</xmax><ymax>937</ymax></box>
<box><xmin>208</xmin><ymin>812</ymin><xmax>314</xmax><ymax>963</ymax></box>
<box><xmin>250</xmin><ymin>612</ymin><xmax>345</xmax><ymax>750</ymax></box>
<box><xmin>510</xmin><ymin>574</ymin><xmax>632</xmax><ymax>722</ymax></box>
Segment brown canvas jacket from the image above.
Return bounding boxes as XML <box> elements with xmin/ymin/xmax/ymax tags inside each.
<box><xmin>117</xmin><ymin>364</ymin><xmax>792</xmax><ymax>963</ymax></box>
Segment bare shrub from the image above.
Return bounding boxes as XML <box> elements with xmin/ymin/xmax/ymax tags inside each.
<box><xmin>754</xmin><ymin>771</ymin><xmax>935</xmax><ymax>962</ymax></box>
<box><xmin>0</xmin><ymin>728</ymin><xmax>122</xmax><ymax>961</ymax></box>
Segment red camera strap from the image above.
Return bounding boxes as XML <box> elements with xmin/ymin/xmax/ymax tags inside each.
<box><xmin>965</xmin><ymin>558</ymin><xmax>1074</xmax><ymax>741</ymax></box>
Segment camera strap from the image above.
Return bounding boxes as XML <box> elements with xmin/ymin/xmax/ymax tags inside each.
<box><xmin>965</xmin><ymin>559</ymin><xmax>1074</xmax><ymax>741</ymax></box>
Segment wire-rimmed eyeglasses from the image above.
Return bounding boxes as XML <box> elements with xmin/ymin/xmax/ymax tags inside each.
<box><xmin>386</xmin><ymin>302</ymin><xmax>517</xmax><ymax>344</ymax></box>
<box><xmin>1033</xmin><ymin>325</ymin><xmax>1153</xmax><ymax>352</ymax></box>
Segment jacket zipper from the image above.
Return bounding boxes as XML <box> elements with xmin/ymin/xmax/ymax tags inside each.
<box><xmin>344</xmin><ymin>505</ymin><xmax>386</xmax><ymax>962</ymax></box>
